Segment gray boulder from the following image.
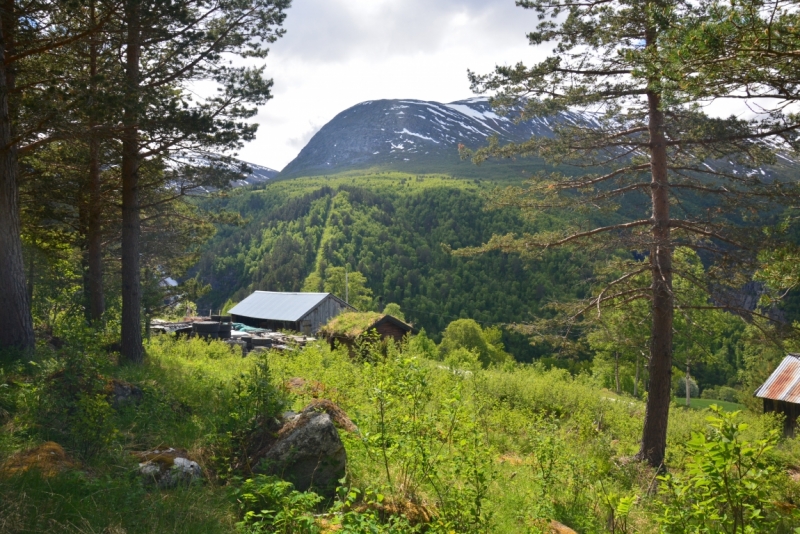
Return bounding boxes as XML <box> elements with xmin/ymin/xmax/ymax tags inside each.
<box><xmin>134</xmin><ymin>448</ymin><xmax>202</xmax><ymax>489</ymax></box>
<box><xmin>257</xmin><ymin>406</ymin><xmax>347</xmax><ymax>496</ymax></box>
<box><xmin>106</xmin><ymin>379</ymin><xmax>143</xmax><ymax>409</ymax></box>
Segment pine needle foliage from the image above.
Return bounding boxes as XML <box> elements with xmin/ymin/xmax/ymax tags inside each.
<box><xmin>460</xmin><ymin>0</ymin><xmax>800</xmax><ymax>467</ymax></box>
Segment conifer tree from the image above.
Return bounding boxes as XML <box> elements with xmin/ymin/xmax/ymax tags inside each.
<box><xmin>115</xmin><ymin>0</ymin><xmax>289</xmax><ymax>363</ymax></box>
<box><xmin>0</xmin><ymin>0</ymin><xmax>111</xmax><ymax>352</ymax></box>
<box><xmin>464</xmin><ymin>0</ymin><xmax>800</xmax><ymax>467</ymax></box>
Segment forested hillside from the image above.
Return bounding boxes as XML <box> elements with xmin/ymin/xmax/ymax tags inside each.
<box><xmin>195</xmin><ymin>172</ymin><xmax>595</xmax><ymax>361</ymax></box>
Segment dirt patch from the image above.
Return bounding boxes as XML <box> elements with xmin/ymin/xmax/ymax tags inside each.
<box><xmin>348</xmin><ymin>498</ymin><xmax>434</xmax><ymax>526</ymax></box>
<box><xmin>131</xmin><ymin>447</ymin><xmax>193</xmax><ymax>468</ymax></box>
<box><xmin>284</xmin><ymin>377</ymin><xmax>338</xmax><ymax>399</ymax></box>
<box><xmin>549</xmin><ymin>520</ymin><xmax>578</xmax><ymax>533</ymax></box>
<box><xmin>282</xmin><ymin>399</ymin><xmax>357</xmax><ymax>434</ymax></box>
<box><xmin>498</xmin><ymin>453</ymin><xmax>526</xmax><ymax>466</ymax></box>
<box><xmin>0</xmin><ymin>442</ymin><xmax>76</xmax><ymax>478</ymax></box>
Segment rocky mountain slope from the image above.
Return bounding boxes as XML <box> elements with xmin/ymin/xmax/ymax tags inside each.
<box><xmin>278</xmin><ymin>97</ymin><xmax>590</xmax><ymax>179</ymax></box>
<box><xmin>231</xmin><ymin>161</ymin><xmax>280</xmax><ymax>187</ymax></box>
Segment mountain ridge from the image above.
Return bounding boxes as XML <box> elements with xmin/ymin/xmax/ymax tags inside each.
<box><xmin>277</xmin><ymin>97</ymin><xmax>591</xmax><ymax>179</ymax></box>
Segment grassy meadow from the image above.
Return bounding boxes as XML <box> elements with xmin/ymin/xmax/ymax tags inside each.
<box><xmin>1</xmin><ymin>331</ymin><xmax>799</xmax><ymax>533</ymax></box>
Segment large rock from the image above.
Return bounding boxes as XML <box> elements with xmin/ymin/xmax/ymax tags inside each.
<box><xmin>255</xmin><ymin>401</ymin><xmax>350</xmax><ymax>496</ymax></box>
<box><xmin>105</xmin><ymin>379</ymin><xmax>143</xmax><ymax>409</ymax></box>
<box><xmin>133</xmin><ymin>448</ymin><xmax>202</xmax><ymax>489</ymax></box>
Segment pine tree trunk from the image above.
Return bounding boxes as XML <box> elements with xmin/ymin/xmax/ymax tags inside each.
<box><xmin>26</xmin><ymin>246</ymin><xmax>34</xmax><ymax>304</ymax></box>
<box><xmin>637</xmin><ymin>86</ymin><xmax>674</xmax><ymax>469</ymax></box>
<box><xmin>120</xmin><ymin>0</ymin><xmax>143</xmax><ymax>364</ymax></box>
<box><xmin>86</xmin><ymin>3</ymin><xmax>104</xmax><ymax>323</ymax></box>
<box><xmin>0</xmin><ymin>1</ymin><xmax>34</xmax><ymax>353</ymax></box>
<box><xmin>634</xmin><ymin>353</ymin><xmax>640</xmax><ymax>398</ymax></box>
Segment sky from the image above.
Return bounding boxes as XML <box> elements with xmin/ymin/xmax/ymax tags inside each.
<box><xmin>235</xmin><ymin>0</ymin><xmax>549</xmax><ymax>170</ymax></box>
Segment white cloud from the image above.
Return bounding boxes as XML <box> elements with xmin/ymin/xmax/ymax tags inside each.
<box><xmin>288</xmin><ymin>121</ymin><xmax>323</xmax><ymax>149</ymax></box>
<box><xmin>235</xmin><ymin>0</ymin><xmax>550</xmax><ymax>169</ymax></box>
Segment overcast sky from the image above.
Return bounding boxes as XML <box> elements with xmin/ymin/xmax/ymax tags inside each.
<box><xmin>235</xmin><ymin>0</ymin><xmax>549</xmax><ymax>170</ymax></box>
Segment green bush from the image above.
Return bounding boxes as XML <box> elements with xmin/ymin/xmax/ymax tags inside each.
<box><xmin>232</xmin><ymin>475</ymin><xmax>322</xmax><ymax>533</ymax></box>
<box><xmin>32</xmin><ymin>334</ymin><xmax>119</xmax><ymax>458</ymax></box>
<box><xmin>657</xmin><ymin>406</ymin><xmax>795</xmax><ymax>533</ymax></box>
<box><xmin>406</xmin><ymin>328</ymin><xmax>439</xmax><ymax>361</ymax></box>
<box><xmin>701</xmin><ymin>386</ymin><xmax>741</xmax><ymax>404</ymax></box>
<box><xmin>673</xmin><ymin>375</ymin><xmax>699</xmax><ymax>398</ymax></box>
<box><xmin>439</xmin><ymin>319</ymin><xmax>509</xmax><ymax>368</ymax></box>
<box><xmin>382</xmin><ymin>303</ymin><xmax>405</xmax><ymax>321</ymax></box>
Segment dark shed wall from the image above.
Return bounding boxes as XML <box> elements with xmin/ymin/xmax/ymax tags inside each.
<box><xmin>376</xmin><ymin>322</ymin><xmax>409</xmax><ymax>342</ymax></box>
<box><xmin>763</xmin><ymin>398</ymin><xmax>800</xmax><ymax>436</ymax></box>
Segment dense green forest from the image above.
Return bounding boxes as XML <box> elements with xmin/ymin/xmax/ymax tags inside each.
<box><xmin>195</xmin><ymin>172</ymin><xmax>597</xmax><ymax>362</ymax></box>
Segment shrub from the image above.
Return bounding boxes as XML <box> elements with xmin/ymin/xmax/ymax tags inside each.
<box><xmin>407</xmin><ymin>328</ymin><xmax>439</xmax><ymax>361</ymax></box>
<box><xmin>700</xmin><ymin>386</ymin><xmax>741</xmax><ymax>404</ymax></box>
<box><xmin>382</xmin><ymin>303</ymin><xmax>405</xmax><ymax>321</ymax></box>
<box><xmin>439</xmin><ymin>319</ymin><xmax>509</xmax><ymax>368</ymax></box>
<box><xmin>232</xmin><ymin>475</ymin><xmax>322</xmax><ymax>533</ymax></box>
<box><xmin>657</xmin><ymin>406</ymin><xmax>794</xmax><ymax>533</ymax></box>
<box><xmin>672</xmin><ymin>375</ymin><xmax>699</xmax><ymax>398</ymax></box>
<box><xmin>34</xmin><ymin>335</ymin><xmax>118</xmax><ymax>458</ymax></box>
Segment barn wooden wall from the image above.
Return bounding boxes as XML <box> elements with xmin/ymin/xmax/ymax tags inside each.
<box><xmin>300</xmin><ymin>296</ymin><xmax>350</xmax><ymax>334</ymax></box>
<box><xmin>376</xmin><ymin>322</ymin><xmax>409</xmax><ymax>342</ymax></box>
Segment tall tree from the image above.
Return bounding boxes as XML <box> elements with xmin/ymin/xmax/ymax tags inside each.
<box><xmin>667</xmin><ymin>0</ymin><xmax>800</xmax><ymax>312</ymax></box>
<box><xmin>463</xmin><ymin>0</ymin><xmax>800</xmax><ymax>467</ymax></box>
<box><xmin>115</xmin><ymin>0</ymin><xmax>289</xmax><ymax>363</ymax></box>
<box><xmin>0</xmin><ymin>0</ymin><xmax>109</xmax><ymax>352</ymax></box>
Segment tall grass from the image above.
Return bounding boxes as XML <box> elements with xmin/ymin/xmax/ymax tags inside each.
<box><xmin>1</xmin><ymin>334</ymin><xmax>798</xmax><ymax>533</ymax></box>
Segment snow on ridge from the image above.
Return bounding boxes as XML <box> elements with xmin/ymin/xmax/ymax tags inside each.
<box><xmin>455</xmin><ymin>96</ymin><xmax>490</xmax><ymax>104</ymax></box>
<box><xmin>444</xmin><ymin>103</ymin><xmax>506</xmax><ymax>135</ymax></box>
<box><xmin>395</xmin><ymin>128</ymin><xmax>440</xmax><ymax>144</ymax></box>
<box><xmin>446</xmin><ymin>103</ymin><xmax>490</xmax><ymax>121</ymax></box>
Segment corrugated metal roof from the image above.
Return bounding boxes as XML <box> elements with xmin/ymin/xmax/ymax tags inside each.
<box><xmin>228</xmin><ymin>292</ymin><xmax>334</xmax><ymax>322</ymax></box>
<box><xmin>755</xmin><ymin>354</ymin><xmax>800</xmax><ymax>403</ymax></box>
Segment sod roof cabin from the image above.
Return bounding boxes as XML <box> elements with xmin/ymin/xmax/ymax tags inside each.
<box><xmin>755</xmin><ymin>353</ymin><xmax>800</xmax><ymax>435</ymax></box>
<box><xmin>319</xmin><ymin>312</ymin><xmax>413</xmax><ymax>352</ymax></box>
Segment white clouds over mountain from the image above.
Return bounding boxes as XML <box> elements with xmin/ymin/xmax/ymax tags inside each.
<box><xmin>235</xmin><ymin>1</ymin><xmax>549</xmax><ymax>170</ymax></box>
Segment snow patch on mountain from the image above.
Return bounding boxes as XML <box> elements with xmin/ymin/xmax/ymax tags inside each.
<box><xmin>278</xmin><ymin>97</ymin><xmax>596</xmax><ymax>178</ymax></box>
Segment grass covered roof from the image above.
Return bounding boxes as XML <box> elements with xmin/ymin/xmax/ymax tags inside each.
<box><xmin>319</xmin><ymin>312</ymin><xmax>385</xmax><ymax>339</ymax></box>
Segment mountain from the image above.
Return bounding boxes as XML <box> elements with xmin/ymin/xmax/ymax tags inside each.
<box><xmin>278</xmin><ymin>97</ymin><xmax>590</xmax><ymax>179</ymax></box>
<box><xmin>189</xmin><ymin>160</ymin><xmax>280</xmax><ymax>193</ymax></box>
<box><xmin>234</xmin><ymin>161</ymin><xmax>280</xmax><ymax>186</ymax></box>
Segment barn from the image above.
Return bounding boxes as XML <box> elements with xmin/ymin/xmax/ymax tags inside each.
<box><xmin>319</xmin><ymin>311</ymin><xmax>414</xmax><ymax>353</ymax></box>
<box><xmin>228</xmin><ymin>291</ymin><xmax>354</xmax><ymax>335</ymax></box>
<box><xmin>754</xmin><ymin>353</ymin><xmax>800</xmax><ymax>435</ymax></box>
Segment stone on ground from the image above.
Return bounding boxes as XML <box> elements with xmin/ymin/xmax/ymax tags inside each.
<box><xmin>133</xmin><ymin>447</ymin><xmax>202</xmax><ymax>488</ymax></box>
<box><xmin>255</xmin><ymin>400</ymin><xmax>349</xmax><ymax>496</ymax></box>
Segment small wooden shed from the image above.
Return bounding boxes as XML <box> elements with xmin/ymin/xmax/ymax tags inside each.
<box><xmin>755</xmin><ymin>353</ymin><xmax>800</xmax><ymax>435</ymax></box>
<box><xmin>228</xmin><ymin>291</ymin><xmax>354</xmax><ymax>334</ymax></box>
<box><xmin>319</xmin><ymin>312</ymin><xmax>413</xmax><ymax>353</ymax></box>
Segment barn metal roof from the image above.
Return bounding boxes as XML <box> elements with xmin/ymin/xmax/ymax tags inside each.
<box><xmin>755</xmin><ymin>354</ymin><xmax>800</xmax><ymax>403</ymax></box>
<box><xmin>228</xmin><ymin>292</ymin><xmax>341</xmax><ymax>322</ymax></box>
